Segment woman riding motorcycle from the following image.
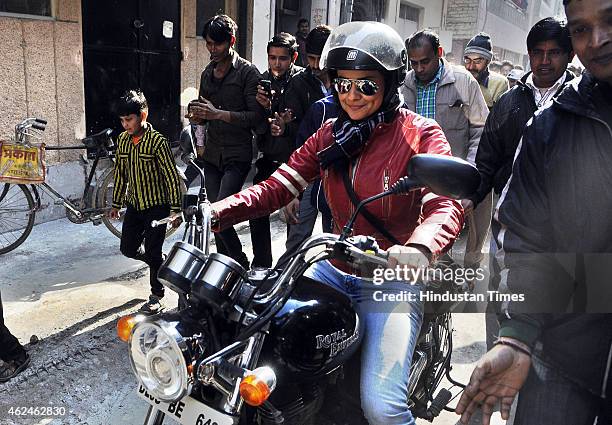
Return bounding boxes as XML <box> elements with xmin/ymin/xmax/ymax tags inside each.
<box><xmin>211</xmin><ymin>22</ymin><xmax>463</xmax><ymax>425</ymax></box>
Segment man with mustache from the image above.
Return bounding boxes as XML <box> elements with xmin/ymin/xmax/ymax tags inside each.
<box><xmin>463</xmin><ymin>32</ymin><xmax>509</xmax><ymax>109</ymax></box>
<box><xmin>401</xmin><ymin>29</ymin><xmax>489</xmax><ymax>283</ymax></box>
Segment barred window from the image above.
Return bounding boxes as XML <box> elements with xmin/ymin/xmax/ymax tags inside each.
<box><xmin>399</xmin><ymin>3</ymin><xmax>420</xmax><ymax>22</ymax></box>
<box><xmin>0</xmin><ymin>0</ymin><xmax>52</xmax><ymax>17</ymax></box>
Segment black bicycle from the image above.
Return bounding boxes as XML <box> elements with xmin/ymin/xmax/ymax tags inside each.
<box><xmin>0</xmin><ymin>117</ymin><xmax>184</xmax><ymax>255</ymax></box>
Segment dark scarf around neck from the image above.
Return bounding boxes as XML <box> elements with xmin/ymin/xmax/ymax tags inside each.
<box><xmin>317</xmin><ymin>92</ymin><xmax>402</xmax><ymax>170</ymax></box>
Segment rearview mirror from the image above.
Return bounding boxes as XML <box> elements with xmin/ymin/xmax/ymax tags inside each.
<box><xmin>402</xmin><ymin>154</ymin><xmax>480</xmax><ymax>199</ymax></box>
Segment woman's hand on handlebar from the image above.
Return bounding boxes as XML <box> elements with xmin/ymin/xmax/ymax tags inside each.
<box><xmin>386</xmin><ymin>244</ymin><xmax>431</xmax><ymax>270</ymax></box>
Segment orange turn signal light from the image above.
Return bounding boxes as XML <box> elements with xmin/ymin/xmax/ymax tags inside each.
<box><xmin>117</xmin><ymin>314</ymin><xmax>142</xmax><ymax>342</ymax></box>
<box><xmin>239</xmin><ymin>367</ymin><xmax>277</xmax><ymax>406</ymax></box>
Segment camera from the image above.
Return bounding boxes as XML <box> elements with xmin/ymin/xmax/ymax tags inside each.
<box><xmin>260</xmin><ymin>79</ymin><xmax>272</xmax><ymax>97</ymax></box>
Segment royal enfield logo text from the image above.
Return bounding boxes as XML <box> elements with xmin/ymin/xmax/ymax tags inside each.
<box><xmin>316</xmin><ymin>328</ymin><xmax>359</xmax><ymax>357</ymax></box>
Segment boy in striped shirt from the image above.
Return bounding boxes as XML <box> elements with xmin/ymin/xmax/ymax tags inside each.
<box><xmin>109</xmin><ymin>90</ymin><xmax>182</xmax><ymax>313</ymax></box>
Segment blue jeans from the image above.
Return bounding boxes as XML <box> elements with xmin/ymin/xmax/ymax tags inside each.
<box><xmin>306</xmin><ymin>260</ymin><xmax>424</xmax><ymax>425</ymax></box>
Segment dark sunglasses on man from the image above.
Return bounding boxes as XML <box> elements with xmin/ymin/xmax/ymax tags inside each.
<box><xmin>334</xmin><ymin>78</ymin><xmax>379</xmax><ymax>96</ymax></box>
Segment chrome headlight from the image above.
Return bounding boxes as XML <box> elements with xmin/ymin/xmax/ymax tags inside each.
<box><xmin>128</xmin><ymin>320</ymin><xmax>192</xmax><ymax>402</ymax></box>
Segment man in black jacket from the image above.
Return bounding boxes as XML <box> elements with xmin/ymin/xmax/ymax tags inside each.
<box><xmin>188</xmin><ymin>15</ymin><xmax>264</xmax><ymax>268</ymax></box>
<box><xmin>249</xmin><ymin>33</ymin><xmax>304</xmax><ymax>268</ymax></box>
<box><xmin>466</xmin><ymin>17</ymin><xmax>574</xmax><ymax>213</ymax></box>
<box><xmin>465</xmin><ymin>17</ymin><xmax>575</xmax><ymax>348</ymax></box>
<box><xmin>457</xmin><ymin>1</ymin><xmax>612</xmax><ymax>423</ymax></box>
<box><xmin>273</xmin><ymin>25</ymin><xmax>332</xmax><ymax>260</ymax></box>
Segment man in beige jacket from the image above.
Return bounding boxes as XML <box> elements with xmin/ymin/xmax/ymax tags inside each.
<box><xmin>401</xmin><ymin>28</ymin><xmax>491</xmax><ymax>279</ymax></box>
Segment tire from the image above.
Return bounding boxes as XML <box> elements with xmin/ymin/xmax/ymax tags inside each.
<box><xmin>0</xmin><ymin>183</ymin><xmax>36</xmax><ymax>254</ymax></box>
<box><xmin>97</xmin><ymin>169</ymin><xmax>187</xmax><ymax>239</ymax></box>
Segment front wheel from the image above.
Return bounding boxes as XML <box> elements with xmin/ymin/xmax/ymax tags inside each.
<box><xmin>97</xmin><ymin>169</ymin><xmax>186</xmax><ymax>239</ymax></box>
<box><xmin>0</xmin><ymin>183</ymin><xmax>36</xmax><ymax>254</ymax></box>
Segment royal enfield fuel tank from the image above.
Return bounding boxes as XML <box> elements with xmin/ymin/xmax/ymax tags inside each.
<box><xmin>257</xmin><ymin>276</ymin><xmax>363</xmax><ymax>382</ymax></box>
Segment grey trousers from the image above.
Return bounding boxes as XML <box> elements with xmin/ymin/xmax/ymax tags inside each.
<box><xmin>276</xmin><ymin>183</ymin><xmax>318</xmax><ymax>267</ymax></box>
<box><xmin>464</xmin><ymin>191</ymin><xmax>493</xmax><ymax>268</ymax></box>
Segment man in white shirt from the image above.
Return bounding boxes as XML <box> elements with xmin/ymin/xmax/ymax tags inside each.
<box><xmin>468</xmin><ymin>16</ymin><xmax>575</xmax><ymax>213</ymax></box>
<box><xmin>525</xmin><ymin>70</ymin><xmax>568</xmax><ymax>108</ymax></box>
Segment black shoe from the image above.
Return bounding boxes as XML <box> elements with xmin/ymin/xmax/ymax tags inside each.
<box><xmin>0</xmin><ymin>352</ymin><xmax>30</xmax><ymax>382</ymax></box>
<box><xmin>139</xmin><ymin>294</ymin><xmax>164</xmax><ymax>314</ymax></box>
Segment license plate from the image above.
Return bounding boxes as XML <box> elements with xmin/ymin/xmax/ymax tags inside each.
<box><xmin>137</xmin><ymin>384</ymin><xmax>236</xmax><ymax>425</ymax></box>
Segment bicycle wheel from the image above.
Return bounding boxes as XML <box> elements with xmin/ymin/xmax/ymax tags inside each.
<box><xmin>97</xmin><ymin>169</ymin><xmax>186</xmax><ymax>239</ymax></box>
<box><xmin>0</xmin><ymin>184</ymin><xmax>36</xmax><ymax>254</ymax></box>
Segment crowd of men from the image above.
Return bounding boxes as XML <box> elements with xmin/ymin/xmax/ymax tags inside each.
<box><xmin>2</xmin><ymin>0</ymin><xmax>611</xmax><ymax>422</ymax></box>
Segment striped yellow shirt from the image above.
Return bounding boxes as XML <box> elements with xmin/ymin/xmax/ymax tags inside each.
<box><xmin>112</xmin><ymin>125</ymin><xmax>182</xmax><ymax>212</ymax></box>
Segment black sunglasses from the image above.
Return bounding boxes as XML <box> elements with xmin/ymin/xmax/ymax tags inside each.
<box><xmin>334</xmin><ymin>78</ymin><xmax>380</xmax><ymax>96</ymax></box>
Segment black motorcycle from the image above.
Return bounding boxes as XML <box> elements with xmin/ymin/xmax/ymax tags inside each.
<box><xmin>118</xmin><ymin>153</ymin><xmax>480</xmax><ymax>425</ymax></box>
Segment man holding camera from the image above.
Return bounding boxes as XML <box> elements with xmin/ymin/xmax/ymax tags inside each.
<box><xmin>274</xmin><ymin>25</ymin><xmax>333</xmax><ymax>262</ymax></box>
<box><xmin>250</xmin><ymin>33</ymin><xmax>304</xmax><ymax>268</ymax></box>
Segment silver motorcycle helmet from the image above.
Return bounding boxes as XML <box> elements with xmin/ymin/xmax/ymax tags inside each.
<box><xmin>320</xmin><ymin>21</ymin><xmax>408</xmax><ymax>85</ymax></box>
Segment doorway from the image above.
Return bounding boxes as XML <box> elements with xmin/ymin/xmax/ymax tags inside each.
<box><xmin>82</xmin><ymin>0</ymin><xmax>182</xmax><ymax>141</ymax></box>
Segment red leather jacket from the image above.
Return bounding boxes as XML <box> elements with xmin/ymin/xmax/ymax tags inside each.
<box><xmin>214</xmin><ymin>109</ymin><xmax>464</xmax><ymax>269</ymax></box>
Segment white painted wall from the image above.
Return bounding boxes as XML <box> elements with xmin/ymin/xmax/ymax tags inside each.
<box><xmin>327</xmin><ymin>0</ymin><xmax>341</xmax><ymax>27</ymax></box>
<box><xmin>251</xmin><ymin>0</ymin><xmax>275</xmax><ymax>73</ymax></box>
<box><xmin>483</xmin><ymin>12</ymin><xmax>528</xmax><ymax>54</ymax></box>
<box><xmin>539</xmin><ymin>2</ymin><xmax>556</xmax><ymax>19</ymax></box>
<box><xmin>382</xmin><ymin>0</ymin><xmax>457</xmax><ymax>51</ymax></box>
<box><xmin>397</xmin><ymin>18</ymin><xmax>419</xmax><ymax>39</ymax></box>
<box><xmin>384</xmin><ymin>0</ymin><xmax>444</xmax><ymax>41</ymax></box>
<box><xmin>310</xmin><ymin>0</ymin><xmax>328</xmax><ymax>27</ymax></box>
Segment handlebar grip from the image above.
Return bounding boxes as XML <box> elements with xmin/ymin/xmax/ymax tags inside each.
<box><xmin>32</xmin><ymin>123</ymin><xmax>46</xmax><ymax>131</ymax></box>
<box><xmin>35</xmin><ymin>118</ymin><xmax>48</xmax><ymax>125</ymax></box>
